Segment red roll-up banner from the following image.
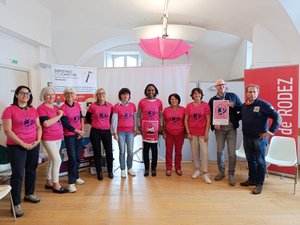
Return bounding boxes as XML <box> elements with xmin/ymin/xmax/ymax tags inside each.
<box><xmin>244</xmin><ymin>65</ymin><xmax>299</xmax><ymax>175</ymax></box>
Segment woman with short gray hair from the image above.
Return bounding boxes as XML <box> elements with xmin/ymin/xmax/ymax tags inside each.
<box><xmin>60</xmin><ymin>87</ymin><xmax>85</xmax><ymax>192</ymax></box>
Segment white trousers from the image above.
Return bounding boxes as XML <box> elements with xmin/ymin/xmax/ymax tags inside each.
<box><xmin>189</xmin><ymin>136</ymin><xmax>208</xmax><ymax>173</ymax></box>
<box><xmin>42</xmin><ymin>140</ymin><xmax>62</xmax><ymax>183</ymax></box>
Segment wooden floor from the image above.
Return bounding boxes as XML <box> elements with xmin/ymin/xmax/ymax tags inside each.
<box><xmin>1</xmin><ymin>160</ymin><xmax>300</xmax><ymax>225</ymax></box>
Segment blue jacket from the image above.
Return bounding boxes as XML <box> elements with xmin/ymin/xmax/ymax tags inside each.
<box><xmin>209</xmin><ymin>92</ymin><xmax>242</xmax><ymax>130</ymax></box>
<box><xmin>241</xmin><ymin>98</ymin><xmax>282</xmax><ymax>138</ymax></box>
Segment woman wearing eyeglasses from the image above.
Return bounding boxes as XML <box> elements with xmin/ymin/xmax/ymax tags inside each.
<box><xmin>60</xmin><ymin>87</ymin><xmax>85</xmax><ymax>193</ymax></box>
<box><xmin>1</xmin><ymin>85</ymin><xmax>42</xmax><ymax>217</ymax></box>
<box><xmin>37</xmin><ymin>87</ymin><xmax>69</xmax><ymax>194</ymax></box>
<box><xmin>85</xmin><ymin>88</ymin><xmax>114</xmax><ymax>181</ymax></box>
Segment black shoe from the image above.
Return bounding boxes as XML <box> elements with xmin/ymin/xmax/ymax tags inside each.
<box><xmin>44</xmin><ymin>184</ymin><xmax>53</xmax><ymax>190</ymax></box>
<box><xmin>240</xmin><ymin>179</ymin><xmax>256</xmax><ymax>186</ymax></box>
<box><xmin>151</xmin><ymin>170</ymin><xmax>157</xmax><ymax>177</ymax></box>
<box><xmin>252</xmin><ymin>185</ymin><xmax>263</xmax><ymax>194</ymax></box>
<box><xmin>97</xmin><ymin>172</ymin><xmax>103</xmax><ymax>181</ymax></box>
<box><xmin>144</xmin><ymin>170</ymin><xmax>149</xmax><ymax>177</ymax></box>
<box><xmin>108</xmin><ymin>172</ymin><xmax>114</xmax><ymax>179</ymax></box>
<box><xmin>52</xmin><ymin>187</ymin><xmax>69</xmax><ymax>194</ymax></box>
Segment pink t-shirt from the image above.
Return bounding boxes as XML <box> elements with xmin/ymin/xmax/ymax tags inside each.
<box><xmin>1</xmin><ymin>105</ymin><xmax>39</xmax><ymax>145</ymax></box>
<box><xmin>163</xmin><ymin>106</ymin><xmax>185</xmax><ymax>135</ymax></box>
<box><xmin>113</xmin><ymin>102</ymin><xmax>136</xmax><ymax>132</ymax></box>
<box><xmin>60</xmin><ymin>102</ymin><xmax>82</xmax><ymax>136</ymax></box>
<box><xmin>138</xmin><ymin>98</ymin><xmax>163</xmax><ymax>142</ymax></box>
<box><xmin>185</xmin><ymin>101</ymin><xmax>210</xmax><ymax>136</ymax></box>
<box><xmin>37</xmin><ymin>103</ymin><xmax>63</xmax><ymax>141</ymax></box>
<box><xmin>88</xmin><ymin>102</ymin><xmax>113</xmax><ymax>130</ymax></box>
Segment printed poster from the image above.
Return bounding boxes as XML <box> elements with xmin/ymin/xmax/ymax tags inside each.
<box><xmin>142</xmin><ymin>120</ymin><xmax>159</xmax><ymax>141</ymax></box>
<box><xmin>52</xmin><ymin>64</ymin><xmax>97</xmax><ymax>103</ymax></box>
<box><xmin>213</xmin><ymin>100</ymin><xmax>229</xmax><ymax>125</ymax></box>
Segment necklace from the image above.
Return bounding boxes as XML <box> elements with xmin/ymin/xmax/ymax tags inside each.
<box><xmin>17</xmin><ymin>105</ymin><xmax>28</xmax><ymax>110</ymax></box>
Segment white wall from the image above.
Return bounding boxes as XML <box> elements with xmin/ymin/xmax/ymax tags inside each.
<box><xmin>252</xmin><ymin>24</ymin><xmax>292</xmax><ymax>68</ymax></box>
<box><xmin>230</xmin><ymin>40</ymin><xmax>247</xmax><ymax>79</ymax></box>
<box><xmin>0</xmin><ymin>0</ymin><xmax>51</xmax><ymax>47</ymax></box>
<box><xmin>0</xmin><ymin>31</ymin><xmax>41</xmax><ymax>106</ymax></box>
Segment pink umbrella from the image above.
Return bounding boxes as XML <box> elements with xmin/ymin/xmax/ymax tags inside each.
<box><xmin>139</xmin><ymin>37</ymin><xmax>191</xmax><ymax>60</ymax></box>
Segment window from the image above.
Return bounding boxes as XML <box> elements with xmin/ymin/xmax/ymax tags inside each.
<box><xmin>104</xmin><ymin>51</ymin><xmax>142</xmax><ymax>67</ymax></box>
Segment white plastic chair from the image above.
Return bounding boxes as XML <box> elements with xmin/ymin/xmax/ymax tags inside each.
<box><xmin>236</xmin><ymin>141</ymin><xmax>247</xmax><ymax>171</ymax></box>
<box><xmin>265</xmin><ymin>136</ymin><xmax>298</xmax><ymax>194</ymax></box>
<box><xmin>0</xmin><ymin>163</ymin><xmax>12</xmax><ymax>183</ymax></box>
<box><xmin>0</xmin><ymin>185</ymin><xmax>16</xmax><ymax>221</ymax></box>
<box><xmin>236</xmin><ymin>141</ymin><xmax>246</xmax><ymax>159</ymax></box>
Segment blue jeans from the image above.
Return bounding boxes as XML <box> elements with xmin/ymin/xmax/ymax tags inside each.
<box><xmin>117</xmin><ymin>132</ymin><xmax>134</xmax><ymax>170</ymax></box>
<box><xmin>243</xmin><ymin>136</ymin><xmax>268</xmax><ymax>185</ymax></box>
<box><xmin>215</xmin><ymin>124</ymin><xmax>237</xmax><ymax>175</ymax></box>
<box><xmin>64</xmin><ymin>135</ymin><xmax>83</xmax><ymax>184</ymax></box>
<box><xmin>7</xmin><ymin>144</ymin><xmax>40</xmax><ymax>206</ymax></box>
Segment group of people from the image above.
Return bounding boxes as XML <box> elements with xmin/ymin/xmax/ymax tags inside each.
<box><xmin>1</xmin><ymin>80</ymin><xmax>282</xmax><ymax>218</ymax></box>
<box><xmin>2</xmin><ymin>86</ymin><xmax>86</xmax><ymax>217</ymax></box>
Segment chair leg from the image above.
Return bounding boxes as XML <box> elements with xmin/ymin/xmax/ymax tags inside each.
<box><xmin>9</xmin><ymin>192</ymin><xmax>16</xmax><ymax>221</ymax></box>
<box><xmin>133</xmin><ymin>148</ymin><xmax>143</xmax><ymax>163</ymax></box>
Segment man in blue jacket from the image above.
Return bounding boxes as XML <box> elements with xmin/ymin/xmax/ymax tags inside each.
<box><xmin>209</xmin><ymin>79</ymin><xmax>242</xmax><ymax>186</ymax></box>
<box><xmin>240</xmin><ymin>84</ymin><xmax>282</xmax><ymax>194</ymax></box>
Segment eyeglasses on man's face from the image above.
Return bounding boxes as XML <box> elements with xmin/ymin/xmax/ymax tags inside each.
<box><xmin>18</xmin><ymin>91</ymin><xmax>31</xmax><ymax>96</ymax></box>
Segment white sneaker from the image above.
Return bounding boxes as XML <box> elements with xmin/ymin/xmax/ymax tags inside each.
<box><xmin>121</xmin><ymin>170</ymin><xmax>126</xmax><ymax>178</ymax></box>
<box><xmin>192</xmin><ymin>169</ymin><xmax>201</xmax><ymax>179</ymax></box>
<box><xmin>202</xmin><ymin>174</ymin><xmax>212</xmax><ymax>184</ymax></box>
<box><xmin>128</xmin><ymin>169</ymin><xmax>136</xmax><ymax>176</ymax></box>
<box><xmin>76</xmin><ymin>178</ymin><xmax>85</xmax><ymax>185</ymax></box>
<box><xmin>69</xmin><ymin>184</ymin><xmax>77</xmax><ymax>193</ymax></box>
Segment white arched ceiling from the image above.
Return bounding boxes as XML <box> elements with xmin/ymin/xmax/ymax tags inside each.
<box><xmin>37</xmin><ymin>0</ymin><xmax>300</xmax><ymax>70</ymax></box>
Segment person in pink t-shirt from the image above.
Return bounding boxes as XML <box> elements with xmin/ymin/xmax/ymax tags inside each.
<box><xmin>184</xmin><ymin>87</ymin><xmax>211</xmax><ymax>184</ymax></box>
<box><xmin>60</xmin><ymin>87</ymin><xmax>85</xmax><ymax>193</ymax></box>
<box><xmin>37</xmin><ymin>87</ymin><xmax>68</xmax><ymax>194</ymax></box>
<box><xmin>162</xmin><ymin>93</ymin><xmax>185</xmax><ymax>176</ymax></box>
<box><xmin>85</xmin><ymin>88</ymin><xmax>114</xmax><ymax>181</ymax></box>
<box><xmin>137</xmin><ymin>84</ymin><xmax>163</xmax><ymax>177</ymax></box>
<box><xmin>1</xmin><ymin>85</ymin><xmax>42</xmax><ymax>217</ymax></box>
<box><xmin>112</xmin><ymin>88</ymin><xmax>137</xmax><ymax>178</ymax></box>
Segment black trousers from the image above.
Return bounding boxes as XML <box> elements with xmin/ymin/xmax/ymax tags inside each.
<box><xmin>7</xmin><ymin>144</ymin><xmax>40</xmax><ymax>206</ymax></box>
<box><xmin>143</xmin><ymin>142</ymin><xmax>158</xmax><ymax>171</ymax></box>
<box><xmin>89</xmin><ymin>128</ymin><xmax>113</xmax><ymax>175</ymax></box>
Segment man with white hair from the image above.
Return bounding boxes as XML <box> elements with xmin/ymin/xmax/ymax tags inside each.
<box><xmin>208</xmin><ymin>79</ymin><xmax>242</xmax><ymax>186</ymax></box>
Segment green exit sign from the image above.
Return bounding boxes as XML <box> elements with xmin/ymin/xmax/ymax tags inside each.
<box><xmin>10</xmin><ymin>58</ymin><xmax>18</xmax><ymax>64</ymax></box>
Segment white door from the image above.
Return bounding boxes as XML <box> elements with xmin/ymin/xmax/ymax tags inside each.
<box><xmin>0</xmin><ymin>65</ymin><xmax>29</xmax><ymax>146</ymax></box>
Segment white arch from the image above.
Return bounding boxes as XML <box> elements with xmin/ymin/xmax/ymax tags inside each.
<box><xmin>75</xmin><ymin>34</ymin><xmax>137</xmax><ymax>65</ymax></box>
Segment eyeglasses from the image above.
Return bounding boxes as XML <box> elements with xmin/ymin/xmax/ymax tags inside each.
<box><xmin>65</xmin><ymin>92</ymin><xmax>75</xmax><ymax>95</ymax></box>
<box><xmin>98</xmin><ymin>92</ymin><xmax>105</xmax><ymax>95</ymax></box>
<box><xmin>216</xmin><ymin>84</ymin><xmax>226</xmax><ymax>87</ymax></box>
<box><xmin>19</xmin><ymin>92</ymin><xmax>31</xmax><ymax>96</ymax></box>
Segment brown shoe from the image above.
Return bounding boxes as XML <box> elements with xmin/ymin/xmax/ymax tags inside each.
<box><xmin>252</xmin><ymin>185</ymin><xmax>263</xmax><ymax>194</ymax></box>
<box><xmin>176</xmin><ymin>170</ymin><xmax>183</xmax><ymax>176</ymax></box>
<box><xmin>240</xmin><ymin>179</ymin><xmax>256</xmax><ymax>186</ymax></box>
